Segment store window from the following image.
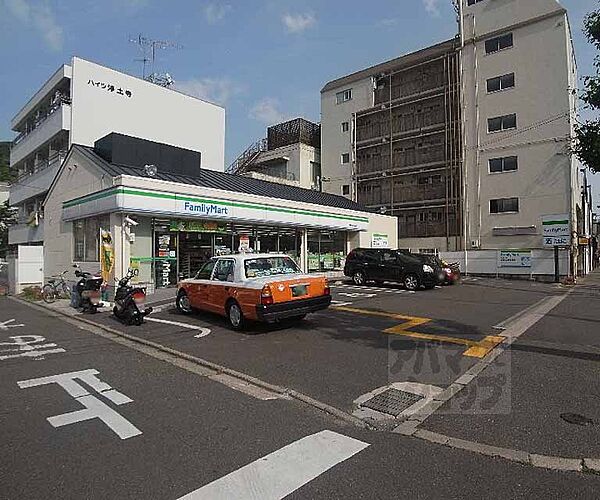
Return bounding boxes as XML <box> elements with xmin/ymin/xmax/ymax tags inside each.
<box><xmin>308</xmin><ymin>230</ymin><xmax>347</xmax><ymax>272</ymax></box>
<box><xmin>73</xmin><ymin>215</ymin><xmax>110</xmax><ymax>262</ymax></box>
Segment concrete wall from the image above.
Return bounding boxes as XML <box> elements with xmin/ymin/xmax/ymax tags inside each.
<box><xmin>43</xmin><ymin>148</ymin><xmax>113</xmax><ymax>279</ymax></box>
<box><xmin>357</xmin><ymin>213</ymin><xmax>398</xmax><ymax>250</ymax></box>
<box><xmin>461</xmin><ymin>2</ymin><xmax>575</xmax><ymax>251</ymax></box>
<box><xmin>320</xmin><ymin>77</ymin><xmax>373</xmax><ymax>198</ymax></box>
<box><xmin>69</xmin><ymin>57</ymin><xmax>225</xmax><ymax>171</ymax></box>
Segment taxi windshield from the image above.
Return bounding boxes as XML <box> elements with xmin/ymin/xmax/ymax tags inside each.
<box><xmin>244</xmin><ymin>256</ymin><xmax>300</xmax><ymax>279</ymax></box>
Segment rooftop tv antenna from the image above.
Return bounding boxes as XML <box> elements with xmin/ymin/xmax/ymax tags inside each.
<box><xmin>129</xmin><ymin>33</ymin><xmax>182</xmax><ymax>86</ymax></box>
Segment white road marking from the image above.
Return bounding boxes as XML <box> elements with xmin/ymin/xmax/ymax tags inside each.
<box><xmin>0</xmin><ymin>335</ymin><xmax>66</xmax><ymax>360</ymax></box>
<box><xmin>331</xmin><ymin>300</ymin><xmax>353</xmax><ymax>307</ymax></box>
<box><xmin>178</xmin><ymin>430</ymin><xmax>369</xmax><ymax>500</ymax></box>
<box><xmin>338</xmin><ymin>292</ymin><xmax>377</xmax><ymax>299</ymax></box>
<box><xmin>0</xmin><ymin>319</ymin><xmax>25</xmax><ymax>330</ymax></box>
<box><xmin>17</xmin><ymin>369</ymin><xmax>141</xmax><ymax>440</ymax></box>
<box><xmin>146</xmin><ymin>317</ymin><xmax>211</xmax><ymax>337</ymax></box>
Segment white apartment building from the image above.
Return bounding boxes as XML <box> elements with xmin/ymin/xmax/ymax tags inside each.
<box><xmin>9</xmin><ymin>57</ymin><xmax>225</xmax><ymax>249</ymax></box>
<box><xmin>228</xmin><ymin>118</ymin><xmax>322</xmax><ymax>191</ymax></box>
<box><xmin>320</xmin><ymin>0</ymin><xmax>588</xmax><ymax>277</ymax></box>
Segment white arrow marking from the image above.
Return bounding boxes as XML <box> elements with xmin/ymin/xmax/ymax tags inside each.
<box><xmin>145</xmin><ymin>317</ymin><xmax>211</xmax><ymax>337</ymax></box>
<box><xmin>178</xmin><ymin>430</ymin><xmax>369</xmax><ymax>500</ymax></box>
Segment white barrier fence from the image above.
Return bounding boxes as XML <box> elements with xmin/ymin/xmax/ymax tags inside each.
<box><xmin>439</xmin><ymin>249</ymin><xmax>570</xmax><ymax>280</ymax></box>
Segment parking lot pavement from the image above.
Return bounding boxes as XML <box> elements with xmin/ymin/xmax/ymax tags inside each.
<box><xmin>73</xmin><ymin>283</ymin><xmax>540</xmax><ymax>418</ymax></box>
<box><xmin>50</xmin><ymin>277</ymin><xmax>562</xmax><ymax>424</ymax></box>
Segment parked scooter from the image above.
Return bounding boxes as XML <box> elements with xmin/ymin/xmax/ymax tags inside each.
<box><xmin>72</xmin><ymin>264</ymin><xmax>103</xmax><ymax>313</ymax></box>
<box><xmin>113</xmin><ymin>268</ymin><xmax>152</xmax><ymax>325</ymax></box>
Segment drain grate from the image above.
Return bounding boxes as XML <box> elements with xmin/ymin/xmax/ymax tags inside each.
<box><xmin>560</xmin><ymin>413</ymin><xmax>595</xmax><ymax>426</ymax></box>
<box><xmin>360</xmin><ymin>388</ymin><xmax>424</xmax><ymax>417</ymax></box>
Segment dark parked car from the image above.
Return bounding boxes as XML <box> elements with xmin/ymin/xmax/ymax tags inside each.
<box><xmin>344</xmin><ymin>248</ymin><xmax>443</xmax><ymax>291</ymax></box>
<box><xmin>417</xmin><ymin>254</ymin><xmax>461</xmax><ymax>285</ymax></box>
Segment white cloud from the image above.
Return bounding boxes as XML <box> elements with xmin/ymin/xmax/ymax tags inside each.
<box><xmin>5</xmin><ymin>0</ymin><xmax>30</xmax><ymax>22</ymax></box>
<box><xmin>249</xmin><ymin>98</ymin><xmax>287</xmax><ymax>125</ymax></box>
<box><xmin>204</xmin><ymin>2</ymin><xmax>232</xmax><ymax>24</ymax></box>
<box><xmin>422</xmin><ymin>0</ymin><xmax>440</xmax><ymax>17</ymax></box>
<box><xmin>174</xmin><ymin>77</ymin><xmax>240</xmax><ymax>106</ymax></box>
<box><xmin>4</xmin><ymin>0</ymin><xmax>63</xmax><ymax>51</ymax></box>
<box><xmin>282</xmin><ymin>12</ymin><xmax>315</xmax><ymax>33</ymax></box>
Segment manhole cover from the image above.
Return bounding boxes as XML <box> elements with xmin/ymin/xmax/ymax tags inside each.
<box><xmin>360</xmin><ymin>388</ymin><xmax>423</xmax><ymax>417</ymax></box>
<box><xmin>560</xmin><ymin>413</ymin><xmax>595</xmax><ymax>426</ymax></box>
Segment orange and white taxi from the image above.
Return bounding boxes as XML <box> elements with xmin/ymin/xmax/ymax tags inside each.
<box><xmin>175</xmin><ymin>253</ymin><xmax>332</xmax><ymax>329</ymax></box>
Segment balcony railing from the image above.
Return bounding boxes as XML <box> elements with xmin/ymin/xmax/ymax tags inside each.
<box><xmin>13</xmin><ymin>97</ymin><xmax>71</xmax><ymax>146</ymax></box>
<box><xmin>12</xmin><ymin>150</ymin><xmax>66</xmax><ymax>184</ymax></box>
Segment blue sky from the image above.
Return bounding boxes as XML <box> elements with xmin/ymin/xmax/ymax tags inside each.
<box><xmin>0</xmin><ymin>0</ymin><xmax>598</xmax><ymax>206</ymax></box>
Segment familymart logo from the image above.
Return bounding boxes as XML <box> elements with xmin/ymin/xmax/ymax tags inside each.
<box><xmin>183</xmin><ymin>201</ymin><xmax>229</xmax><ymax>216</ymax></box>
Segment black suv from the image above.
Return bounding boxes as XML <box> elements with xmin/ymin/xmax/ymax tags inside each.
<box><xmin>344</xmin><ymin>248</ymin><xmax>443</xmax><ymax>291</ymax></box>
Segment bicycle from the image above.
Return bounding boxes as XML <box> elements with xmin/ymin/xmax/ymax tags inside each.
<box><xmin>42</xmin><ymin>270</ymin><xmax>72</xmax><ymax>303</ymax></box>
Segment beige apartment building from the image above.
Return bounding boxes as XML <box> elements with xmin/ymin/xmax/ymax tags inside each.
<box><xmin>320</xmin><ymin>0</ymin><xmax>589</xmax><ymax>276</ymax></box>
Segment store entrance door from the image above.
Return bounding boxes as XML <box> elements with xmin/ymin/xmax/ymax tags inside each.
<box><xmin>178</xmin><ymin>232</ymin><xmax>213</xmax><ymax>280</ymax></box>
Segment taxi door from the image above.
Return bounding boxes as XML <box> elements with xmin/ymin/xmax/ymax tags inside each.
<box><xmin>188</xmin><ymin>259</ymin><xmax>216</xmax><ymax>309</ymax></box>
<box><xmin>206</xmin><ymin>258</ymin><xmax>236</xmax><ymax>314</ymax></box>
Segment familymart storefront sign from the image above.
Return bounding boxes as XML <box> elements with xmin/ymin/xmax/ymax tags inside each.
<box><xmin>62</xmin><ymin>185</ymin><xmax>370</xmax><ymax>231</ymax></box>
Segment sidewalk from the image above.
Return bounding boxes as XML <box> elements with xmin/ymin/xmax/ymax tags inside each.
<box><xmin>421</xmin><ymin>270</ymin><xmax>600</xmax><ymax>460</ymax></box>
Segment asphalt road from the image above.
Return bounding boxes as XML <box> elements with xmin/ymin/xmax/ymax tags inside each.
<box><xmin>3</xmin><ymin>277</ymin><xmax>600</xmax><ymax>499</ymax></box>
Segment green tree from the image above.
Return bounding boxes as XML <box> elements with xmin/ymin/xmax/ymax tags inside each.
<box><xmin>575</xmin><ymin>6</ymin><xmax>600</xmax><ymax>173</ymax></box>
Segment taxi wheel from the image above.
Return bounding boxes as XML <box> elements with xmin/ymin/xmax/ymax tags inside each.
<box><xmin>176</xmin><ymin>291</ymin><xmax>192</xmax><ymax>314</ymax></box>
<box><xmin>227</xmin><ymin>300</ymin><xmax>245</xmax><ymax>330</ymax></box>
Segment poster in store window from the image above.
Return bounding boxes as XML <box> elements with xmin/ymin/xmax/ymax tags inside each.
<box><xmin>372</xmin><ymin>233</ymin><xmax>389</xmax><ymax>248</ymax></box>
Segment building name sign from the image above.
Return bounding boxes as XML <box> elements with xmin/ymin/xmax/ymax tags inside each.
<box><xmin>87</xmin><ymin>79</ymin><xmax>133</xmax><ymax>98</ymax></box>
<box><xmin>183</xmin><ymin>201</ymin><xmax>229</xmax><ymax>216</ymax></box>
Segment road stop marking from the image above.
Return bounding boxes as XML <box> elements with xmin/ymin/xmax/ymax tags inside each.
<box><xmin>333</xmin><ymin>306</ymin><xmax>504</xmax><ymax>358</ymax></box>
<box><xmin>17</xmin><ymin>369</ymin><xmax>142</xmax><ymax>440</ymax></box>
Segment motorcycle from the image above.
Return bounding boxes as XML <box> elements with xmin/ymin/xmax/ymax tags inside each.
<box><xmin>113</xmin><ymin>268</ymin><xmax>152</xmax><ymax>325</ymax></box>
<box><xmin>72</xmin><ymin>264</ymin><xmax>103</xmax><ymax>313</ymax></box>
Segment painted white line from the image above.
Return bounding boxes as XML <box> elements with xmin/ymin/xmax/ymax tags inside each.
<box><xmin>331</xmin><ymin>300</ymin><xmax>353</xmax><ymax>307</ymax></box>
<box><xmin>0</xmin><ymin>319</ymin><xmax>25</xmax><ymax>330</ymax></box>
<box><xmin>145</xmin><ymin>317</ymin><xmax>211</xmax><ymax>337</ymax></box>
<box><xmin>178</xmin><ymin>430</ymin><xmax>369</xmax><ymax>500</ymax></box>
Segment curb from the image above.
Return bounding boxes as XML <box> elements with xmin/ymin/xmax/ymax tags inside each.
<box><xmin>10</xmin><ymin>296</ymin><xmax>369</xmax><ymax>431</ymax></box>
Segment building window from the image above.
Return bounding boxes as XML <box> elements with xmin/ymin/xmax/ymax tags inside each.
<box><xmin>488</xmin><ymin>113</ymin><xmax>517</xmax><ymax>133</ymax></box>
<box><xmin>341</xmin><ymin>121</ymin><xmax>350</xmax><ymax>133</ymax></box>
<box><xmin>485</xmin><ymin>33</ymin><xmax>513</xmax><ymax>54</ymax></box>
<box><xmin>489</xmin><ymin>156</ymin><xmax>518</xmax><ymax>173</ymax></box>
<box><xmin>336</xmin><ymin>89</ymin><xmax>352</xmax><ymax>104</ymax></box>
<box><xmin>467</xmin><ymin>0</ymin><xmax>484</xmax><ymax>5</ymax></box>
<box><xmin>341</xmin><ymin>152</ymin><xmax>350</xmax><ymax>164</ymax></box>
<box><xmin>73</xmin><ymin>215</ymin><xmax>110</xmax><ymax>262</ymax></box>
<box><xmin>342</xmin><ymin>184</ymin><xmax>350</xmax><ymax>196</ymax></box>
<box><xmin>487</xmin><ymin>73</ymin><xmax>515</xmax><ymax>93</ymax></box>
<box><xmin>490</xmin><ymin>197</ymin><xmax>519</xmax><ymax>214</ymax></box>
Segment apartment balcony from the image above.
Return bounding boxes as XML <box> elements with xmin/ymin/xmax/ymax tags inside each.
<box><xmin>10</xmin><ymin>152</ymin><xmax>65</xmax><ymax>205</ymax></box>
<box><xmin>10</xmin><ymin>103</ymin><xmax>71</xmax><ymax>166</ymax></box>
<box><xmin>8</xmin><ymin>222</ymin><xmax>44</xmax><ymax>245</ymax></box>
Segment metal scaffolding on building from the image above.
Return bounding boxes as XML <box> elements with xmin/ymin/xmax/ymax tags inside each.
<box><xmin>354</xmin><ymin>41</ymin><xmax>463</xmax><ymax>250</ymax></box>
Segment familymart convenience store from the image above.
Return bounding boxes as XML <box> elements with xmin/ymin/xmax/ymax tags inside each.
<box><xmin>45</xmin><ymin>145</ymin><xmax>397</xmax><ymax>290</ymax></box>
